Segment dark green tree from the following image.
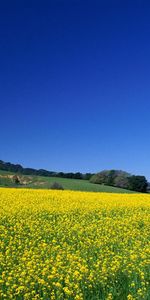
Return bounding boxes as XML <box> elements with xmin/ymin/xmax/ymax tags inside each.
<box><xmin>127</xmin><ymin>176</ymin><xmax>148</xmax><ymax>192</ymax></box>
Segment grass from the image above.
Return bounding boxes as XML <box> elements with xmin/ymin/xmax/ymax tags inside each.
<box><xmin>0</xmin><ymin>170</ymin><xmax>14</xmax><ymax>175</ymax></box>
<box><xmin>0</xmin><ymin>169</ymin><xmax>135</xmax><ymax>193</ymax></box>
<box><xmin>27</xmin><ymin>176</ymin><xmax>135</xmax><ymax>193</ymax></box>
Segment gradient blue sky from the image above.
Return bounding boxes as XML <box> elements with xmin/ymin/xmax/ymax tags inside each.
<box><xmin>1</xmin><ymin>0</ymin><xmax>150</xmax><ymax>178</ymax></box>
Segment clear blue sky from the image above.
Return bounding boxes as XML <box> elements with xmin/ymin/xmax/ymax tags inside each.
<box><xmin>0</xmin><ymin>0</ymin><xmax>150</xmax><ymax>179</ymax></box>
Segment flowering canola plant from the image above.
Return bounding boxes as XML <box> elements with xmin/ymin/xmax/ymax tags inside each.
<box><xmin>0</xmin><ymin>188</ymin><xmax>150</xmax><ymax>300</ymax></box>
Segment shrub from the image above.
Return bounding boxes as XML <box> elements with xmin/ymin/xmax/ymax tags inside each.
<box><xmin>50</xmin><ymin>182</ymin><xmax>64</xmax><ymax>190</ymax></box>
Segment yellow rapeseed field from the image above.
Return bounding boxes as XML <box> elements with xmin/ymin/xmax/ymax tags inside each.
<box><xmin>0</xmin><ymin>188</ymin><xmax>150</xmax><ymax>300</ymax></box>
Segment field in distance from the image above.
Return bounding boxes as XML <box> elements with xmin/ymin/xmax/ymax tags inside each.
<box><xmin>0</xmin><ymin>170</ymin><xmax>135</xmax><ymax>193</ymax></box>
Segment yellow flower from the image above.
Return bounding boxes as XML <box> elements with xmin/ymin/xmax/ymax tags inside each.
<box><xmin>127</xmin><ymin>295</ymin><xmax>135</xmax><ymax>300</ymax></box>
<box><xmin>0</xmin><ymin>188</ymin><xmax>149</xmax><ymax>299</ymax></box>
<box><xmin>63</xmin><ymin>287</ymin><xmax>72</xmax><ymax>295</ymax></box>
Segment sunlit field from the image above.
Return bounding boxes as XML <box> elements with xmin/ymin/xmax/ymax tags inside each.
<box><xmin>0</xmin><ymin>188</ymin><xmax>150</xmax><ymax>300</ymax></box>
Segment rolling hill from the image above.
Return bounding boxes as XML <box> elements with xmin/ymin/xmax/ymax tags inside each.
<box><xmin>0</xmin><ymin>170</ymin><xmax>135</xmax><ymax>193</ymax></box>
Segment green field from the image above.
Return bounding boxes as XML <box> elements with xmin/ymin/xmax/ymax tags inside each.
<box><xmin>0</xmin><ymin>170</ymin><xmax>135</xmax><ymax>193</ymax></box>
<box><xmin>28</xmin><ymin>176</ymin><xmax>135</xmax><ymax>193</ymax></box>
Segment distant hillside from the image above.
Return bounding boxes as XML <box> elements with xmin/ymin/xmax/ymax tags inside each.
<box><xmin>0</xmin><ymin>169</ymin><xmax>135</xmax><ymax>193</ymax></box>
<box><xmin>0</xmin><ymin>160</ymin><xmax>148</xmax><ymax>193</ymax></box>
<box><xmin>0</xmin><ymin>160</ymin><xmax>93</xmax><ymax>180</ymax></box>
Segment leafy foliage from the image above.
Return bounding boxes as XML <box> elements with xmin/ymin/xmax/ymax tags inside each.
<box><xmin>90</xmin><ymin>170</ymin><xmax>148</xmax><ymax>193</ymax></box>
<box><xmin>90</xmin><ymin>170</ymin><xmax>129</xmax><ymax>186</ymax></box>
<box><xmin>127</xmin><ymin>176</ymin><xmax>148</xmax><ymax>193</ymax></box>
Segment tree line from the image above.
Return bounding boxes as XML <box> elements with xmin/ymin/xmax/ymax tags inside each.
<box><xmin>0</xmin><ymin>160</ymin><xmax>93</xmax><ymax>180</ymax></box>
